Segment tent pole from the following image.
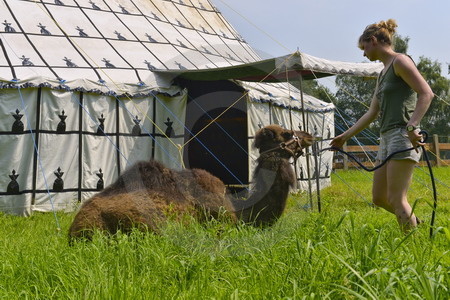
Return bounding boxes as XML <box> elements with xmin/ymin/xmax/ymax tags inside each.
<box><xmin>313</xmin><ymin>141</ymin><xmax>321</xmax><ymax>212</ymax></box>
<box><xmin>285</xmin><ymin>69</ymin><xmax>299</xmax><ymax>190</ymax></box>
<box><xmin>298</xmin><ymin>75</ymin><xmax>314</xmax><ymax>210</ymax></box>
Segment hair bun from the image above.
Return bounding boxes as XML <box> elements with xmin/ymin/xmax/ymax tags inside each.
<box><xmin>378</xmin><ymin>19</ymin><xmax>398</xmax><ymax>34</ymax></box>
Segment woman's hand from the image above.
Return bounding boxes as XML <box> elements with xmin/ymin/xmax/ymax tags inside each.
<box><xmin>330</xmin><ymin>134</ymin><xmax>347</xmax><ymax>149</ymax></box>
<box><xmin>407</xmin><ymin>130</ymin><xmax>424</xmax><ymax>152</ymax></box>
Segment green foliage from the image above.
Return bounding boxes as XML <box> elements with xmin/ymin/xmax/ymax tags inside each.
<box><xmin>416</xmin><ymin>57</ymin><xmax>450</xmax><ymax>135</ymax></box>
<box><xmin>393</xmin><ymin>34</ymin><xmax>410</xmax><ymax>54</ymax></box>
<box><xmin>291</xmin><ymin>79</ymin><xmax>337</xmax><ymax>104</ymax></box>
<box><xmin>0</xmin><ymin>168</ymin><xmax>449</xmax><ymax>299</ymax></box>
<box><xmin>334</xmin><ymin>75</ymin><xmax>377</xmax><ymax>134</ymax></box>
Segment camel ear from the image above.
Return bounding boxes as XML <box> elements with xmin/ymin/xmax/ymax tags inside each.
<box><xmin>254</xmin><ymin>128</ymin><xmax>274</xmax><ymax>149</ymax></box>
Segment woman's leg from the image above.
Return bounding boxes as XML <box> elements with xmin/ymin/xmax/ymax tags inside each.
<box><xmin>372</xmin><ymin>163</ymin><xmax>395</xmax><ymax>213</ymax></box>
<box><xmin>386</xmin><ymin>159</ymin><xmax>417</xmax><ymax>232</ymax></box>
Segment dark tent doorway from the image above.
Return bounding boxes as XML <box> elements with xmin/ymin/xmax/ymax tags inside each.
<box><xmin>180</xmin><ymin>80</ymin><xmax>249</xmax><ymax>191</ymax></box>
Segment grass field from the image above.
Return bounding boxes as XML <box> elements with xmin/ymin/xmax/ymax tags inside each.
<box><xmin>1</xmin><ymin>168</ymin><xmax>449</xmax><ymax>299</ymax></box>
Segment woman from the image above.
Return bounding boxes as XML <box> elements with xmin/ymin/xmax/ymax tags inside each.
<box><xmin>331</xmin><ymin>19</ymin><xmax>434</xmax><ymax>232</ymax></box>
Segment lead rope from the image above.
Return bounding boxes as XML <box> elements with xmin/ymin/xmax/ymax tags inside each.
<box><xmin>321</xmin><ymin>130</ymin><xmax>438</xmax><ymax>238</ymax></box>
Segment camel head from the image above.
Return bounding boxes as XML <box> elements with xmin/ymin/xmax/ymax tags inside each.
<box><xmin>254</xmin><ymin>124</ymin><xmax>313</xmax><ymax>158</ymax></box>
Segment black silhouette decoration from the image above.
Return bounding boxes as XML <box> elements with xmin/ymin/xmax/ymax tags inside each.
<box><xmin>145</xmin><ymin>33</ymin><xmax>157</xmax><ymax>43</ymax></box>
<box><xmin>220</xmin><ymin>30</ymin><xmax>228</xmax><ymax>38</ymax></box>
<box><xmin>54</xmin><ymin>0</ymin><xmax>64</xmax><ymax>5</ymax></box>
<box><xmin>11</xmin><ymin>109</ymin><xmax>24</xmax><ymax>133</ymax></box>
<box><xmin>176</xmin><ymin>39</ymin><xmax>187</xmax><ymax>48</ymax></box>
<box><xmin>174</xmin><ymin>61</ymin><xmax>186</xmax><ymax>70</ymax></box>
<box><xmin>20</xmin><ymin>55</ymin><xmax>34</xmax><ymax>66</ymax></box>
<box><xmin>176</xmin><ymin>20</ymin><xmax>185</xmax><ymax>28</ymax></box>
<box><xmin>102</xmin><ymin>58</ymin><xmax>115</xmax><ymax>68</ymax></box>
<box><xmin>76</xmin><ymin>26</ymin><xmax>88</xmax><ymax>37</ymax></box>
<box><xmin>96</xmin><ymin>169</ymin><xmax>104</xmax><ymax>190</ymax></box>
<box><xmin>299</xmin><ymin>166</ymin><xmax>304</xmax><ymax>180</ymax></box>
<box><xmin>3</xmin><ymin>20</ymin><xmax>16</xmax><ymax>32</ymax></box>
<box><xmin>114</xmin><ymin>30</ymin><xmax>126</xmax><ymax>40</ymax></box>
<box><xmin>327</xmin><ymin>125</ymin><xmax>331</xmax><ymax>139</ymax></box>
<box><xmin>132</xmin><ymin>115</ymin><xmax>141</xmax><ymax>136</ymax></box>
<box><xmin>119</xmin><ymin>5</ymin><xmax>129</xmax><ymax>14</ymax></box>
<box><xmin>227</xmin><ymin>53</ymin><xmax>235</xmax><ymax>60</ymax></box>
<box><xmin>298</xmin><ymin>124</ymin><xmax>302</xmax><ymax>131</ymax></box>
<box><xmin>7</xmin><ymin>170</ymin><xmax>20</xmax><ymax>194</ymax></box>
<box><xmin>53</xmin><ymin>167</ymin><xmax>64</xmax><ymax>192</ymax></box>
<box><xmin>325</xmin><ymin>164</ymin><xmax>330</xmax><ymax>178</ymax></box>
<box><xmin>151</xmin><ymin>13</ymin><xmax>161</xmax><ymax>21</ymax></box>
<box><xmin>57</xmin><ymin>110</ymin><xmax>67</xmax><ymax>133</ymax></box>
<box><xmin>199</xmin><ymin>2</ymin><xmax>206</xmax><ymax>9</ymax></box>
<box><xmin>97</xmin><ymin>113</ymin><xmax>105</xmax><ymax>135</ymax></box>
<box><xmin>63</xmin><ymin>57</ymin><xmax>77</xmax><ymax>67</ymax></box>
<box><xmin>312</xmin><ymin>167</ymin><xmax>317</xmax><ymax>179</ymax></box>
<box><xmin>313</xmin><ymin>125</ymin><xmax>318</xmax><ymax>137</ymax></box>
<box><xmin>179</xmin><ymin>0</ymin><xmax>184</xmax><ymax>4</ymax></box>
<box><xmin>144</xmin><ymin>60</ymin><xmax>156</xmax><ymax>71</ymax></box>
<box><xmin>257</xmin><ymin>122</ymin><xmax>263</xmax><ymax>129</ymax></box>
<box><xmin>201</xmin><ymin>46</ymin><xmax>212</xmax><ymax>54</ymax></box>
<box><xmin>164</xmin><ymin>117</ymin><xmax>173</xmax><ymax>137</ymax></box>
<box><xmin>89</xmin><ymin>0</ymin><xmax>100</xmax><ymax>10</ymax></box>
<box><xmin>37</xmin><ymin>23</ymin><xmax>51</xmax><ymax>35</ymax></box>
<box><xmin>200</xmin><ymin>26</ymin><xmax>209</xmax><ymax>34</ymax></box>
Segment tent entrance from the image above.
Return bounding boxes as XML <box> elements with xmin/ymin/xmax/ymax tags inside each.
<box><xmin>182</xmin><ymin>80</ymin><xmax>248</xmax><ymax>192</ymax></box>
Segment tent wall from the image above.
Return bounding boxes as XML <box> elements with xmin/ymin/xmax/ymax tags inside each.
<box><xmin>0</xmin><ymin>87</ymin><xmax>186</xmax><ymax>215</ymax></box>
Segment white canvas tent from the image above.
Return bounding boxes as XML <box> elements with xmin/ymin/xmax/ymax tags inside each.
<box><xmin>0</xmin><ymin>0</ymin><xmax>382</xmax><ymax>216</ymax></box>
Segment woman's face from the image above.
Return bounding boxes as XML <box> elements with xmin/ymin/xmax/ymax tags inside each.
<box><xmin>361</xmin><ymin>40</ymin><xmax>377</xmax><ymax>61</ymax></box>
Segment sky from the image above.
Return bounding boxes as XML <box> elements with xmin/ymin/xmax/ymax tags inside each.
<box><xmin>213</xmin><ymin>0</ymin><xmax>450</xmax><ymax>89</ymax></box>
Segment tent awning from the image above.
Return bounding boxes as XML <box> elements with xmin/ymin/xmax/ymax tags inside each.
<box><xmin>154</xmin><ymin>51</ymin><xmax>383</xmax><ymax>82</ymax></box>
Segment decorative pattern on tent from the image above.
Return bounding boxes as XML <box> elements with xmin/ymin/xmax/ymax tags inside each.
<box><xmin>0</xmin><ymin>87</ymin><xmax>187</xmax><ymax>216</ymax></box>
<box><xmin>0</xmin><ymin>0</ymin><xmax>260</xmax><ymax>94</ymax></box>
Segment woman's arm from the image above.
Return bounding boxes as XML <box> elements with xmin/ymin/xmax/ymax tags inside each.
<box><xmin>330</xmin><ymin>94</ymin><xmax>380</xmax><ymax>148</ymax></box>
<box><xmin>394</xmin><ymin>55</ymin><xmax>434</xmax><ymax>146</ymax></box>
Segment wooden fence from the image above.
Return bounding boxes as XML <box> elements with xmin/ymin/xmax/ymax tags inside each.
<box><xmin>333</xmin><ymin>134</ymin><xmax>450</xmax><ymax>169</ymax></box>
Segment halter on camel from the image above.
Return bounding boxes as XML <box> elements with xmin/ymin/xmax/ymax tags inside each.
<box><xmin>259</xmin><ymin>133</ymin><xmax>306</xmax><ymax>160</ymax></box>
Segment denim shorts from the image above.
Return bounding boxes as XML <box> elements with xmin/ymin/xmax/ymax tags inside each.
<box><xmin>376</xmin><ymin>127</ymin><xmax>422</xmax><ymax>163</ymax></box>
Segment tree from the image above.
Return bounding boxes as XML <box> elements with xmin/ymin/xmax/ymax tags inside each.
<box><xmin>416</xmin><ymin>57</ymin><xmax>450</xmax><ymax>135</ymax></box>
<box><xmin>334</xmin><ymin>75</ymin><xmax>377</xmax><ymax>138</ymax></box>
<box><xmin>290</xmin><ymin>78</ymin><xmax>337</xmax><ymax>104</ymax></box>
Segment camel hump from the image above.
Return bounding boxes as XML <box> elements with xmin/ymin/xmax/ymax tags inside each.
<box><xmin>191</xmin><ymin>168</ymin><xmax>226</xmax><ymax>195</ymax></box>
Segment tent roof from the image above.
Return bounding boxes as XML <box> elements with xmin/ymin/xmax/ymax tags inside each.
<box><xmin>240</xmin><ymin>81</ymin><xmax>335</xmax><ymax>113</ymax></box>
<box><xmin>155</xmin><ymin>51</ymin><xmax>383</xmax><ymax>82</ymax></box>
<box><xmin>0</xmin><ymin>0</ymin><xmax>381</xmax><ymax>98</ymax></box>
<box><xmin>0</xmin><ymin>0</ymin><xmax>261</xmax><ymax>95</ymax></box>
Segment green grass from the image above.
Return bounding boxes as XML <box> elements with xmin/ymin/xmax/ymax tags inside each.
<box><xmin>1</xmin><ymin>168</ymin><xmax>449</xmax><ymax>299</ymax></box>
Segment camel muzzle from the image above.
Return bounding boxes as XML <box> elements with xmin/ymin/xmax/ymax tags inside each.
<box><xmin>261</xmin><ymin>133</ymin><xmax>309</xmax><ymax>158</ymax></box>
<box><xmin>280</xmin><ymin>134</ymin><xmax>305</xmax><ymax>158</ymax></box>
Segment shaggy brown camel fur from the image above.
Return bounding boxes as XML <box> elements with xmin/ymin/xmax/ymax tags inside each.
<box><xmin>69</xmin><ymin>125</ymin><xmax>313</xmax><ymax>242</ymax></box>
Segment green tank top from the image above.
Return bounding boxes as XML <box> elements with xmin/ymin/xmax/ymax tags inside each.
<box><xmin>376</xmin><ymin>56</ymin><xmax>417</xmax><ymax>133</ymax></box>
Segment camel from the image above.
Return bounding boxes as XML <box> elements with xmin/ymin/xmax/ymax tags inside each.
<box><xmin>68</xmin><ymin>125</ymin><xmax>313</xmax><ymax>242</ymax></box>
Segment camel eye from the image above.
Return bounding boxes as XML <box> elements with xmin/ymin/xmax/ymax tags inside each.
<box><xmin>281</xmin><ymin>131</ymin><xmax>293</xmax><ymax>140</ymax></box>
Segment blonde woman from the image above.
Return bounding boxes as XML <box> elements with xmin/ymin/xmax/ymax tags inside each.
<box><xmin>331</xmin><ymin>19</ymin><xmax>434</xmax><ymax>232</ymax></box>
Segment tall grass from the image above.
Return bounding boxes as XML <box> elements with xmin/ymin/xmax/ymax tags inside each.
<box><xmin>0</xmin><ymin>168</ymin><xmax>449</xmax><ymax>299</ymax></box>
